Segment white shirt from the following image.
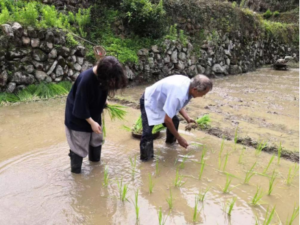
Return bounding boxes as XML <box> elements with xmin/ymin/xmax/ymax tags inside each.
<box><xmin>144</xmin><ymin>75</ymin><xmax>192</xmax><ymax>126</ymax></box>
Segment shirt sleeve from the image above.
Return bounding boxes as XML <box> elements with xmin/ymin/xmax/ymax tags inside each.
<box><xmin>163</xmin><ymin>92</ymin><xmax>181</xmax><ymax>119</ymax></box>
<box><xmin>72</xmin><ymin>77</ymin><xmax>91</xmax><ymax>119</ymax></box>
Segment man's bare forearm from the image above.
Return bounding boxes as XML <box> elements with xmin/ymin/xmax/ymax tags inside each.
<box><xmin>179</xmin><ymin>108</ymin><xmax>190</xmax><ymax>122</ymax></box>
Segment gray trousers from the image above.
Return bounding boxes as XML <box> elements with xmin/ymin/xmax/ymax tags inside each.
<box><xmin>65</xmin><ymin>126</ymin><xmax>103</xmax><ymax>158</ymax></box>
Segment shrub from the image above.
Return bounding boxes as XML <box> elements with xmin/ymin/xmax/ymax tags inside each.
<box><xmin>273</xmin><ymin>11</ymin><xmax>280</xmax><ymax>17</ymax></box>
<box><xmin>121</xmin><ymin>0</ymin><xmax>166</xmax><ymax>38</ymax></box>
<box><xmin>263</xmin><ymin>9</ymin><xmax>273</xmax><ymax>19</ymax></box>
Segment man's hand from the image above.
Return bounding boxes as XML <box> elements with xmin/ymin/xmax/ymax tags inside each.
<box><xmin>187</xmin><ymin>118</ymin><xmax>196</xmax><ymax>124</ymax></box>
<box><xmin>91</xmin><ymin>122</ymin><xmax>102</xmax><ymax>134</ymax></box>
<box><xmin>177</xmin><ymin>136</ymin><xmax>188</xmax><ymax>148</ymax></box>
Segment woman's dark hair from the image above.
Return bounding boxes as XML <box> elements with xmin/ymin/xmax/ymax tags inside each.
<box><xmin>95</xmin><ymin>56</ymin><xmax>127</xmax><ymax>97</ymax></box>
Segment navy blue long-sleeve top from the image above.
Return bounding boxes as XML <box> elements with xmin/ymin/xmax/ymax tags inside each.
<box><xmin>65</xmin><ymin>68</ymin><xmax>108</xmax><ymax>132</ymax></box>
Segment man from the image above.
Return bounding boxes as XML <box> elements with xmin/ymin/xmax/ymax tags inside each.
<box><xmin>139</xmin><ymin>74</ymin><xmax>213</xmax><ymax>161</ymax></box>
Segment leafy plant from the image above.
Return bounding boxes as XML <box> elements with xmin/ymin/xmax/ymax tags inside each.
<box><xmin>134</xmin><ymin>189</ymin><xmax>140</xmax><ymax>221</ymax></box>
<box><xmin>174</xmin><ymin>169</ymin><xmax>185</xmax><ymax>187</ymax></box>
<box><xmin>106</xmin><ymin>104</ymin><xmax>127</xmax><ymax>121</ymax></box>
<box><xmin>117</xmin><ymin>179</ymin><xmax>128</xmax><ymax>202</ymax></box>
<box><xmin>193</xmin><ymin>196</ymin><xmax>200</xmax><ymax>222</ymax></box>
<box><xmin>251</xmin><ymin>186</ymin><xmax>264</xmax><ymax>205</ymax></box>
<box><xmin>263</xmin><ymin>9</ymin><xmax>273</xmax><ymax>19</ymax></box>
<box><xmin>255</xmin><ymin>141</ymin><xmax>267</xmax><ymax>156</ymax></box>
<box><xmin>218</xmin><ymin>137</ymin><xmax>225</xmax><ymax>169</ymax></box>
<box><xmin>262</xmin><ymin>206</ymin><xmax>276</xmax><ymax>225</ymax></box>
<box><xmin>227</xmin><ymin>197</ymin><xmax>237</xmax><ymax>216</ymax></box>
<box><xmin>263</xmin><ymin>155</ymin><xmax>275</xmax><ymax>174</ymax></box>
<box><xmin>158</xmin><ymin>207</ymin><xmax>167</xmax><ymax>225</ymax></box>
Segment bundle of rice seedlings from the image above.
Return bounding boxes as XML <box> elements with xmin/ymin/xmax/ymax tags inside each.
<box><xmin>196</xmin><ymin>114</ymin><xmax>211</xmax><ymax>129</ymax></box>
<box><xmin>0</xmin><ymin>93</ymin><xmax>19</xmax><ymax>104</ymax></box>
<box><xmin>152</xmin><ymin>124</ymin><xmax>166</xmax><ymax>134</ymax></box>
<box><xmin>33</xmin><ymin>82</ymin><xmax>67</xmax><ymax>99</ymax></box>
<box><xmin>131</xmin><ymin>115</ymin><xmax>165</xmax><ymax>135</ymax></box>
<box><xmin>106</xmin><ymin>104</ymin><xmax>127</xmax><ymax>121</ymax></box>
<box><xmin>17</xmin><ymin>89</ymin><xmax>34</xmax><ymax>102</ymax></box>
<box><xmin>57</xmin><ymin>81</ymin><xmax>72</xmax><ymax>92</ymax></box>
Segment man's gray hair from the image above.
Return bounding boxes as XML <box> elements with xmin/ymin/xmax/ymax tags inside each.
<box><xmin>190</xmin><ymin>74</ymin><xmax>213</xmax><ymax>92</ymax></box>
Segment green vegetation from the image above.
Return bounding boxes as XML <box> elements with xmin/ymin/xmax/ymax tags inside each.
<box><xmin>263</xmin><ymin>155</ymin><xmax>275</xmax><ymax>174</ymax></box>
<box><xmin>251</xmin><ymin>186</ymin><xmax>264</xmax><ymax>205</ymax></box>
<box><xmin>166</xmin><ymin>189</ymin><xmax>173</xmax><ymax>210</ymax></box>
<box><xmin>223</xmin><ymin>175</ymin><xmax>232</xmax><ymax>193</ymax></box>
<box><xmin>158</xmin><ymin>207</ymin><xmax>167</xmax><ymax>225</ymax></box>
<box><xmin>196</xmin><ymin>114</ymin><xmax>211</xmax><ymax>129</ymax></box>
<box><xmin>277</xmin><ymin>142</ymin><xmax>282</xmax><ymax>164</ymax></box>
<box><xmin>106</xmin><ymin>104</ymin><xmax>127</xmax><ymax>121</ymax></box>
<box><xmin>0</xmin><ymin>81</ymin><xmax>71</xmax><ymax>106</ymax></box>
<box><xmin>198</xmin><ymin>160</ymin><xmax>205</xmax><ymax>180</ymax></box>
<box><xmin>134</xmin><ymin>189</ymin><xmax>140</xmax><ymax>221</ymax></box>
<box><xmin>286</xmin><ymin>205</ymin><xmax>299</xmax><ymax>225</ymax></box>
<box><xmin>117</xmin><ymin>179</ymin><xmax>128</xmax><ymax>202</ymax></box>
<box><xmin>193</xmin><ymin>196</ymin><xmax>200</xmax><ymax>223</ymax></box>
<box><xmin>244</xmin><ymin>162</ymin><xmax>256</xmax><ymax>184</ymax></box>
<box><xmin>129</xmin><ymin>156</ymin><xmax>137</xmax><ymax>179</ymax></box>
<box><xmin>174</xmin><ymin>169</ymin><xmax>185</xmax><ymax>187</ymax></box>
<box><xmin>238</xmin><ymin>147</ymin><xmax>245</xmax><ymax>164</ymax></box>
<box><xmin>273</xmin><ymin>11</ymin><xmax>280</xmax><ymax>17</ymax></box>
<box><xmin>255</xmin><ymin>141</ymin><xmax>267</xmax><ymax>156</ymax></box>
<box><xmin>148</xmin><ymin>173</ymin><xmax>154</xmax><ymax>194</ymax></box>
<box><xmin>263</xmin><ymin>9</ymin><xmax>273</xmax><ymax>19</ymax></box>
<box><xmin>262</xmin><ymin>206</ymin><xmax>276</xmax><ymax>225</ymax></box>
<box><xmin>131</xmin><ymin>115</ymin><xmax>165</xmax><ymax>135</ymax></box>
<box><xmin>267</xmin><ymin>170</ymin><xmax>277</xmax><ymax>195</ymax></box>
<box><xmin>222</xmin><ymin>152</ymin><xmax>229</xmax><ymax>172</ymax></box>
<box><xmin>226</xmin><ymin>197</ymin><xmax>237</xmax><ymax>216</ymax></box>
<box><xmin>179</xmin><ymin>153</ymin><xmax>189</xmax><ymax>169</ymax></box>
<box><xmin>163</xmin><ymin>24</ymin><xmax>189</xmax><ymax>46</ymax></box>
<box><xmin>198</xmin><ymin>188</ymin><xmax>209</xmax><ymax>202</ymax></box>
<box><xmin>218</xmin><ymin>137</ymin><xmax>225</xmax><ymax>169</ymax></box>
<box><xmin>286</xmin><ymin>164</ymin><xmax>298</xmax><ymax>186</ymax></box>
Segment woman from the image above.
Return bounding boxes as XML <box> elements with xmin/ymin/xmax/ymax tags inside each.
<box><xmin>65</xmin><ymin>56</ymin><xmax>127</xmax><ymax>174</ymax></box>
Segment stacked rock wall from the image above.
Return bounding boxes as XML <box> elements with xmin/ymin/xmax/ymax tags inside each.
<box><xmin>0</xmin><ymin>23</ymin><xmax>93</xmax><ymax>93</ymax></box>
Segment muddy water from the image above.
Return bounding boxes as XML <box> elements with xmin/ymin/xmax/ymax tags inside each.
<box><xmin>0</xmin><ymin>86</ymin><xmax>298</xmax><ymax>225</ymax></box>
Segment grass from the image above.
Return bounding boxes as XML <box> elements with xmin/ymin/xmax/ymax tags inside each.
<box><xmin>174</xmin><ymin>169</ymin><xmax>185</xmax><ymax>187</ymax></box>
<box><xmin>227</xmin><ymin>197</ymin><xmax>237</xmax><ymax>216</ymax></box>
<box><xmin>129</xmin><ymin>156</ymin><xmax>137</xmax><ymax>179</ymax></box>
<box><xmin>263</xmin><ymin>155</ymin><xmax>275</xmax><ymax>174</ymax></box>
<box><xmin>198</xmin><ymin>188</ymin><xmax>210</xmax><ymax>202</ymax></box>
<box><xmin>223</xmin><ymin>176</ymin><xmax>232</xmax><ymax>193</ymax></box>
<box><xmin>193</xmin><ymin>196</ymin><xmax>200</xmax><ymax>222</ymax></box>
<box><xmin>251</xmin><ymin>186</ymin><xmax>264</xmax><ymax>205</ymax></box>
<box><xmin>117</xmin><ymin>179</ymin><xmax>128</xmax><ymax>202</ymax></box>
<box><xmin>267</xmin><ymin>170</ymin><xmax>277</xmax><ymax>195</ymax></box>
<box><xmin>149</xmin><ymin>173</ymin><xmax>154</xmax><ymax>194</ymax></box>
<box><xmin>238</xmin><ymin>147</ymin><xmax>245</xmax><ymax>164</ymax></box>
<box><xmin>218</xmin><ymin>137</ymin><xmax>225</xmax><ymax>169</ymax></box>
<box><xmin>103</xmin><ymin>166</ymin><xmax>109</xmax><ymax>187</ymax></box>
<box><xmin>255</xmin><ymin>141</ymin><xmax>267</xmax><ymax>156</ymax></box>
<box><xmin>277</xmin><ymin>142</ymin><xmax>282</xmax><ymax>165</ymax></box>
<box><xmin>262</xmin><ymin>206</ymin><xmax>276</xmax><ymax>225</ymax></box>
<box><xmin>134</xmin><ymin>189</ymin><xmax>140</xmax><ymax>221</ymax></box>
<box><xmin>286</xmin><ymin>165</ymin><xmax>297</xmax><ymax>186</ymax></box>
<box><xmin>244</xmin><ymin>162</ymin><xmax>256</xmax><ymax>184</ymax></box>
<box><xmin>155</xmin><ymin>155</ymin><xmax>160</xmax><ymax>175</ymax></box>
<box><xmin>198</xmin><ymin>160</ymin><xmax>206</xmax><ymax>180</ymax></box>
<box><xmin>286</xmin><ymin>205</ymin><xmax>299</xmax><ymax>225</ymax></box>
<box><xmin>166</xmin><ymin>189</ymin><xmax>173</xmax><ymax>210</ymax></box>
<box><xmin>158</xmin><ymin>207</ymin><xmax>167</xmax><ymax>225</ymax></box>
<box><xmin>200</xmin><ymin>146</ymin><xmax>207</xmax><ymax>164</ymax></box>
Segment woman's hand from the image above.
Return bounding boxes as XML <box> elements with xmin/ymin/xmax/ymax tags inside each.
<box><xmin>91</xmin><ymin>122</ymin><xmax>102</xmax><ymax>134</ymax></box>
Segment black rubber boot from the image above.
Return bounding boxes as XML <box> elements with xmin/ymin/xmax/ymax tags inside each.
<box><xmin>140</xmin><ymin>140</ymin><xmax>154</xmax><ymax>161</ymax></box>
<box><xmin>68</xmin><ymin>150</ymin><xmax>83</xmax><ymax>174</ymax></box>
<box><xmin>88</xmin><ymin>145</ymin><xmax>102</xmax><ymax>162</ymax></box>
<box><xmin>166</xmin><ymin>116</ymin><xmax>180</xmax><ymax>144</ymax></box>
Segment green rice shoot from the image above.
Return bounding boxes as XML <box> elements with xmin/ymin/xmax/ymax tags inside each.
<box><xmin>286</xmin><ymin>164</ymin><xmax>298</xmax><ymax>186</ymax></box>
<box><xmin>166</xmin><ymin>189</ymin><xmax>173</xmax><ymax>210</ymax></box>
<box><xmin>244</xmin><ymin>162</ymin><xmax>256</xmax><ymax>184</ymax></box>
<box><xmin>222</xmin><ymin>152</ymin><xmax>229</xmax><ymax>172</ymax></box>
<box><xmin>277</xmin><ymin>142</ymin><xmax>282</xmax><ymax>165</ymax></box>
<box><xmin>255</xmin><ymin>140</ymin><xmax>267</xmax><ymax>156</ymax></box>
<box><xmin>106</xmin><ymin>104</ymin><xmax>127</xmax><ymax>121</ymax></box>
<box><xmin>223</xmin><ymin>175</ymin><xmax>232</xmax><ymax>193</ymax></box>
<box><xmin>251</xmin><ymin>186</ymin><xmax>264</xmax><ymax>205</ymax></box>
<box><xmin>129</xmin><ymin>156</ymin><xmax>137</xmax><ymax>179</ymax></box>
<box><xmin>179</xmin><ymin>153</ymin><xmax>190</xmax><ymax>169</ymax></box>
<box><xmin>158</xmin><ymin>207</ymin><xmax>167</xmax><ymax>225</ymax></box>
<box><xmin>193</xmin><ymin>196</ymin><xmax>200</xmax><ymax>222</ymax></box>
<box><xmin>262</xmin><ymin>206</ymin><xmax>276</xmax><ymax>225</ymax></box>
<box><xmin>267</xmin><ymin>170</ymin><xmax>277</xmax><ymax>195</ymax></box>
<box><xmin>149</xmin><ymin>173</ymin><xmax>154</xmax><ymax>194</ymax></box>
<box><xmin>227</xmin><ymin>197</ymin><xmax>237</xmax><ymax>216</ymax></box>
<box><xmin>134</xmin><ymin>189</ymin><xmax>140</xmax><ymax>221</ymax></box>
<box><xmin>263</xmin><ymin>155</ymin><xmax>275</xmax><ymax>174</ymax></box>
<box><xmin>218</xmin><ymin>137</ymin><xmax>225</xmax><ymax>169</ymax></box>
<box><xmin>117</xmin><ymin>179</ymin><xmax>128</xmax><ymax>202</ymax></box>
<box><xmin>285</xmin><ymin>205</ymin><xmax>299</xmax><ymax>225</ymax></box>
<box><xmin>198</xmin><ymin>187</ymin><xmax>210</xmax><ymax>202</ymax></box>
<box><xmin>238</xmin><ymin>147</ymin><xmax>245</xmax><ymax>164</ymax></box>
<box><xmin>174</xmin><ymin>169</ymin><xmax>185</xmax><ymax>187</ymax></box>
<box><xmin>196</xmin><ymin>114</ymin><xmax>211</xmax><ymax>129</ymax></box>
<box><xmin>198</xmin><ymin>160</ymin><xmax>206</xmax><ymax>180</ymax></box>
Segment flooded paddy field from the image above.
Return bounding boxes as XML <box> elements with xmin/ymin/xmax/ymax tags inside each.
<box><xmin>0</xmin><ymin>68</ymin><xmax>298</xmax><ymax>225</ymax></box>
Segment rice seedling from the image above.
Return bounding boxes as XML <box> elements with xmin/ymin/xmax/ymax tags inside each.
<box><xmin>251</xmin><ymin>186</ymin><xmax>264</xmax><ymax>205</ymax></box>
<box><xmin>117</xmin><ymin>179</ymin><xmax>128</xmax><ymax>202</ymax></box>
<box><xmin>244</xmin><ymin>162</ymin><xmax>256</xmax><ymax>184</ymax></box>
<box><xmin>286</xmin><ymin>205</ymin><xmax>299</xmax><ymax>225</ymax></box>
<box><xmin>238</xmin><ymin>147</ymin><xmax>245</xmax><ymax>164</ymax></box>
<box><xmin>129</xmin><ymin>156</ymin><xmax>137</xmax><ymax>179</ymax></box>
<box><xmin>255</xmin><ymin>140</ymin><xmax>267</xmax><ymax>156</ymax></box>
<box><xmin>193</xmin><ymin>196</ymin><xmax>200</xmax><ymax>222</ymax></box>
<box><xmin>226</xmin><ymin>197</ymin><xmax>237</xmax><ymax>216</ymax></box>
<box><xmin>158</xmin><ymin>207</ymin><xmax>167</xmax><ymax>225</ymax></box>
<box><xmin>267</xmin><ymin>170</ymin><xmax>277</xmax><ymax>195</ymax></box>
<box><xmin>198</xmin><ymin>187</ymin><xmax>210</xmax><ymax>202</ymax></box>
<box><xmin>103</xmin><ymin>166</ymin><xmax>109</xmax><ymax>187</ymax></box>
<box><xmin>262</xmin><ymin>206</ymin><xmax>276</xmax><ymax>225</ymax></box>
<box><xmin>222</xmin><ymin>152</ymin><xmax>229</xmax><ymax>172</ymax></box>
<box><xmin>196</xmin><ymin>114</ymin><xmax>211</xmax><ymax>129</ymax></box>
<box><xmin>148</xmin><ymin>173</ymin><xmax>154</xmax><ymax>194</ymax></box>
<box><xmin>218</xmin><ymin>137</ymin><xmax>225</xmax><ymax>169</ymax></box>
<box><xmin>102</xmin><ymin>114</ymin><xmax>106</xmax><ymax>138</ymax></box>
<box><xmin>200</xmin><ymin>146</ymin><xmax>207</xmax><ymax>164</ymax></box>
<box><xmin>223</xmin><ymin>176</ymin><xmax>232</xmax><ymax>193</ymax></box>
<box><xmin>132</xmin><ymin>116</ymin><xmax>143</xmax><ymax>135</ymax></box>
<box><xmin>155</xmin><ymin>155</ymin><xmax>160</xmax><ymax>175</ymax></box>
<box><xmin>166</xmin><ymin>189</ymin><xmax>173</xmax><ymax>210</ymax></box>
<box><xmin>179</xmin><ymin>153</ymin><xmax>190</xmax><ymax>169</ymax></box>
<box><xmin>174</xmin><ymin>169</ymin><xmax>185</xmax><ymax>187</ymax></box>
<box><xmin>152</xmin><ymin>124</ymin><xmax>166</xmax><ymax>134</ymax></box>
<box><xmin>263</xmin><ymin>155</ymin><xmax>275</xmax><ymax>174</ymax></box>
<box><xmin>198</xmin><ymin>160</ymin><xmax>206</xmax><ymax>180</ymax></box>
<box><xmin>277</xmin><ymin>142</ymin><xmax>282</xmax><ymax>165</ymax></box>
<box><xmin>106</xmin><ymin>104</ymin><xmax>127</xmax><ymax>121</ymax></box>
<box><xmin>286</xmin><ymin>164</ymin><xmax>297</xmax><ymax>186</ymax></box>
<box><xmin>134</xmin><ymin>189</ymin><xmax>140</xmax><ymax>221</ymax></box>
